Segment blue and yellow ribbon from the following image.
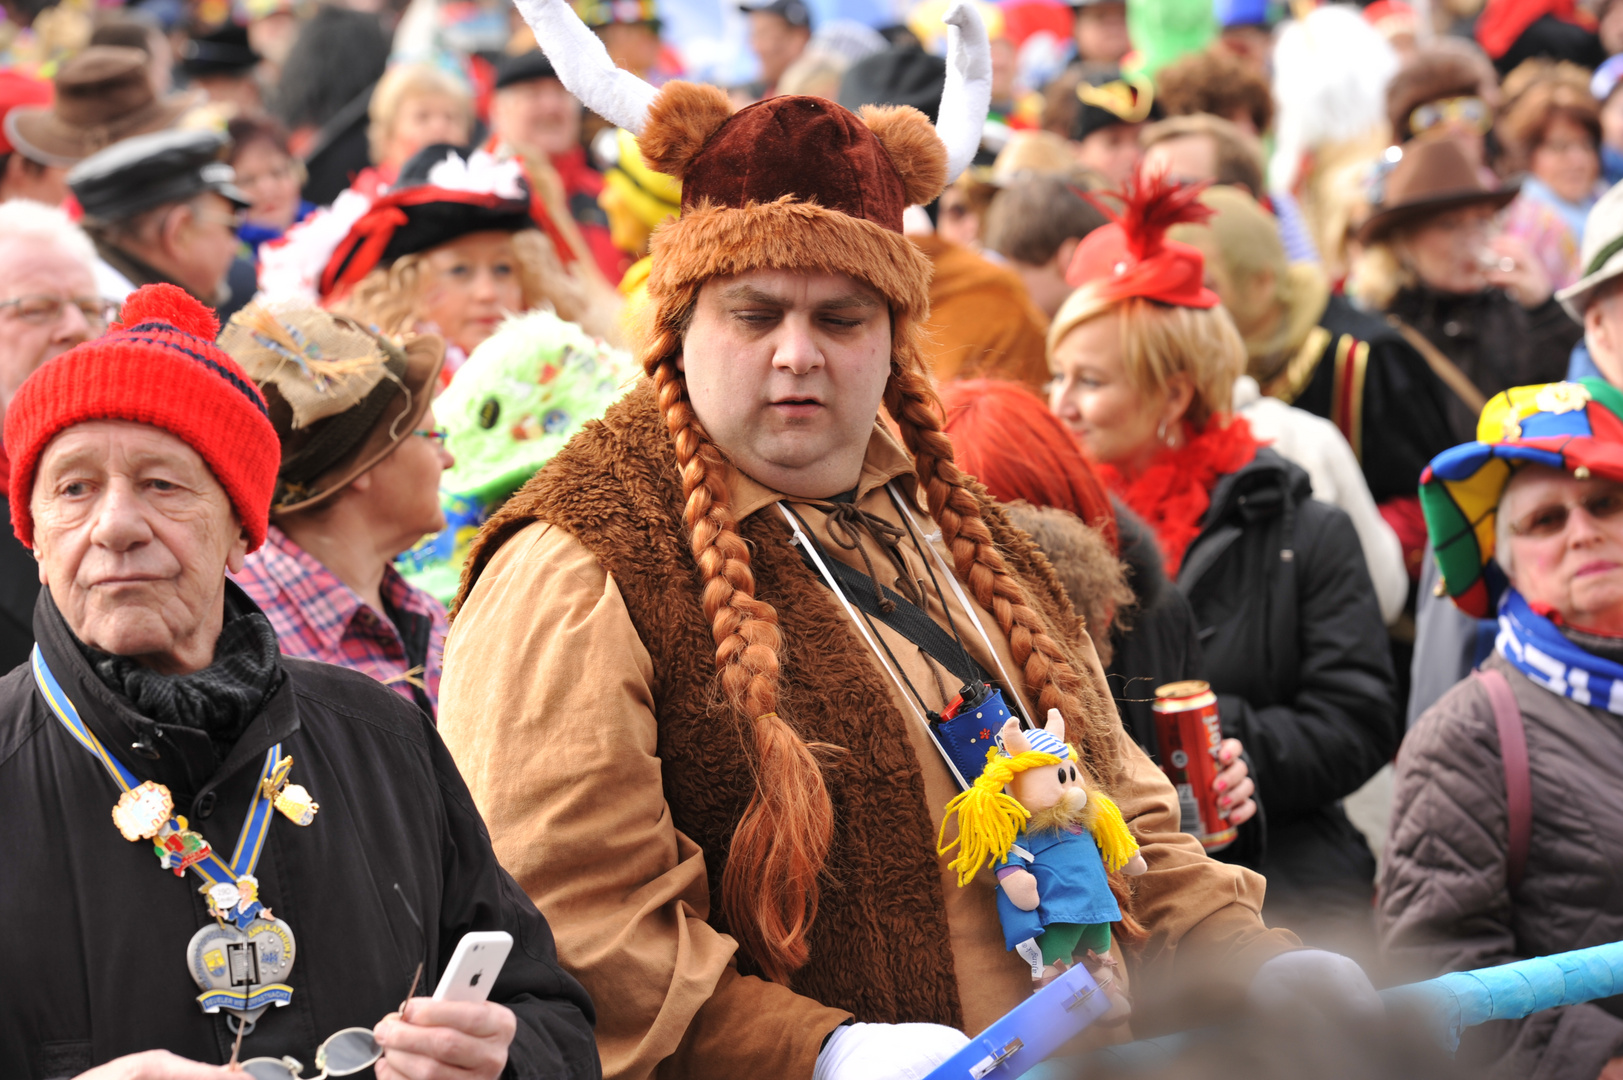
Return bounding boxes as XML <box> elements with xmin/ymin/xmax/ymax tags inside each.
<box><xmin>32</xmin><ymin>644</ymin><xmax>282</xmax><ymax>887</ymax></box>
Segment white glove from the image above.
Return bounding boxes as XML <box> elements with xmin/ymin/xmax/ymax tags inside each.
<box><xmin>1248</xmin><ymin>949</ymin><xmax>1382</xmax><ymax>1020</ymax></box>
<box><xmin>812</xmin><ymin>1021</ymin><xmax>970</xmax><ymax>1080</ymax></box>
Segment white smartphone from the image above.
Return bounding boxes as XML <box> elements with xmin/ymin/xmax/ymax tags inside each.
<box><xmin>431</xmin><ymin>930</ymin><xmax>513</xmax><ymax>1003</ymax></box>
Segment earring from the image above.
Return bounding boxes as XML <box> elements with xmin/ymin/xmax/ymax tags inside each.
<box><xmin>1157</xmin><ymin>420</ymin><xmax>1168</xmax><ymax>443</ymax></box>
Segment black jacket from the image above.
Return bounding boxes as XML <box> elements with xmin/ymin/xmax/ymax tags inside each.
<box><xmin>1106</xmin><ymin>502</ymin><xmax>1201</xmax><ymax>754</ymax></box>
<box><xmin>0</xmin><ymin>585</ymin><xmax>599</xmax><ymax>1079</ymax></box>
<box><xmin>1107</xmin><ymin>503</ymin><xmax>1268</xmax><ymax>869</ymax></box>
<box><xmin>0</xmin><ymin>490</ymin><xmax>39</xmax><ymax>674</ymax></box>
<box><xmin>1386</xmin><ymin>287</ymin><xmax>1580</xmax><ymax>444</ymax></box>
<box><xmin>1179</xmin><ymin>448</ymin><xmax>1399</xmax><ymax>921</ymax></box>
<box><xmin>1273</xmin><ymin>294</ymin><xmax>1459</xmax><ymax>505</ymax></box>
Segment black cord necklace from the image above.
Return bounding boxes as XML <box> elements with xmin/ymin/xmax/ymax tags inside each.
<box><xmin>784</xmin><ymin>494</ymin><xmax>984</xmax><ymax>722</ymax></box>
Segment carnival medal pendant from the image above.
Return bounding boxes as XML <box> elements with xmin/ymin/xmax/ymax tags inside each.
<box><xmin>187</xmin><ymin>880</ymin><xmax>296</xmax><ymax>1031</ymax></box>
<box><xmin>260</xmin><ymin>758</ymin><xmax>319</xmax><ymax>826</ymax></box>
<box><xmin>112</xmin><ymin>779</ymin><xmax>175</xmax><ymax>841</ymax></box>
<box><xmin>153</xmin><ymin>816</ymin><xmax>213</xmax><ymax>875</ymax></box>
<box><xmin>273</xmin><ymin>783</ymin><xmax>318</xmax><ymax>826</ymax></box>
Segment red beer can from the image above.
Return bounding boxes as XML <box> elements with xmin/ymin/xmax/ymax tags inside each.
<box><xmin>1152</xmin><ymin>680</ymin><xmax>1236</xmax><ymax>853</ymax></box>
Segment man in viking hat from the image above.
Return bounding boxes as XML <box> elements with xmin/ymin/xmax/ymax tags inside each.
<box><xmin>439</xmin><ymin>3</ymin><xmax>1378</xmax><ymax>1077</ymax></box>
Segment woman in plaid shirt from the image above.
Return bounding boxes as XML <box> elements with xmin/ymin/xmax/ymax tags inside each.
<box><xmin>226</xmin><ymin>301</ymin><xmax>452</xmax><ymax>717</ymax></box>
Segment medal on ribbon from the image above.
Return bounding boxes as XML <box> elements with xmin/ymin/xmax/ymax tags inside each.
<box><xmin>112</xmin><ymin>779</ymin><xmax>179</xmax><ymax>841</ymax></box>
<box><xmin>32</xmin><ymin>645</ymin><xmax>312</xmax><ymax>1032</ymax></box>
<box><xmin>260</xmin><ymin>754</ymin><xmax>319</xmax><ymax>826</ymax></box>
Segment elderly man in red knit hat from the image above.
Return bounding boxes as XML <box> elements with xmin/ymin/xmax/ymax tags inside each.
<box><xmin>0</xmin><ymin>284</ymin><xmax>597</xmax><ymax>1079</ymax></box>
<box><xmin>438</xmin><ymin>3</ymin><xmax>1381</xmax><ymax>1079</ymax></box>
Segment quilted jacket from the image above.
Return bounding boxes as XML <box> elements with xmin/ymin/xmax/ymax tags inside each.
<box><xmin>1379</xmin><ymin>652</ymin><xmax>1623</xmax><ymax>1079</ymax></box>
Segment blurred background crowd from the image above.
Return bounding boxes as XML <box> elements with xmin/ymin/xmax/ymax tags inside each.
<box><xmin>5</xmin><ymin>0</ymin><xmax>1623</xmax><ymax>1073</ymax></box>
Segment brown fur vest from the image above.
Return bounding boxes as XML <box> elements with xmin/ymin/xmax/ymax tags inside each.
<box><xmin>458</xmin><ymin>380</ymin><xmax>1091</xmax><ymax>1026</ymax></box>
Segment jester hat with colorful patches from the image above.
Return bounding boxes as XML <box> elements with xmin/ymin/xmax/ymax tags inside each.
<box><xmin>1419</xmin><ymin>378</ymin><xmax>1623</xmax><ymax>618</ymax></box>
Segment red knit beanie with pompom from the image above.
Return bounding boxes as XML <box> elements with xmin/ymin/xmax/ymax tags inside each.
<box><xmin>6</xmin><ymin>284</ymin><xmax>280</xmax><ymax>551</ymax></box>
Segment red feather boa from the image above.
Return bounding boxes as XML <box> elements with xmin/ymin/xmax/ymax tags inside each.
<box><xmin>1094</xmin><ymin>416</ymin><xmax>1261</xmax><ymax>577</ymax></box>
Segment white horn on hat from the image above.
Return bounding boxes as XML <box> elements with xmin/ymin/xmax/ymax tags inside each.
<box><xmin>936</xmin><ymin>1</ymin><xmax>992</xmax><ymax>182</ymax></box>
<box><xmin>510</xmin><ymin>0</ymin><xmax>658</xmax><ymax>134</ymax></box>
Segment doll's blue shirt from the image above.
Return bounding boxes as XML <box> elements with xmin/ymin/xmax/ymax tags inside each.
<box><xmin>995</xmin><ymin>824</ymin><xmax>1121</xmax><ymax>950</ymax></box>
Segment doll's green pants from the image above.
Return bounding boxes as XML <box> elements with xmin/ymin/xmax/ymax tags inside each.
<box><xmin>1038</xmin><ymin>921</ymin><xmax>1112</xmax><ymax>965</ymax></box>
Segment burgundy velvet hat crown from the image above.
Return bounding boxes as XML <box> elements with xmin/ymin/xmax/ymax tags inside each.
<box><xmin>634</xmin><ymin>83</ymin><xmax>948</xmax><ymax>319</ymax></box>
<box><xmin>680</xmin><ymin>95</ymin><xmax>913</xmax><ymax>231</ymax></box>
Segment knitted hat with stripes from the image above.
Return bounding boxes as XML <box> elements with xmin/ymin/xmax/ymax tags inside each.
<box><xmin>6</xmin><ymin>283</ymin><xmax>280</xmax><ymax>551</ymax></box>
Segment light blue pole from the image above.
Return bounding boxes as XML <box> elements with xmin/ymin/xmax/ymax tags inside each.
<box><xmin>1038</xmin><ymin>941</ymin><xmax>1623</xmax><ymax>1077</ymax></box>
<box><xmin>1380</xmin><ymin>940</ymin><xmax>1623</xmax><ymax>1052</ymax></box>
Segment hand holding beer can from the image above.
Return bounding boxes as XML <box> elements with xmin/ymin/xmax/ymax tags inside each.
<box><xmin>1152</xmin><ymin>680</ymin><xmax>1237</xmax><ymax>853</ymax></box>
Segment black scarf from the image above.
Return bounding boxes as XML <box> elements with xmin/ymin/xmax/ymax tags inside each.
<box><xmin>1562</xmin><ymin>624</ymin><xmax>1623</xmax><ymax>667</ymax></box>
<box><xmin>80</xmin><ymin>598</ymin><xmax>284</xmax><ymax>763</ymax></box>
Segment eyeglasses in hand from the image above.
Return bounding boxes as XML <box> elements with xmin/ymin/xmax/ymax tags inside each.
<box><xmin>236</xmin><ymin>1024</ymin><xmax>393</xmax><ymax>1079</ymax></box>
<box><xmin>233</xmin><ymin>884</ymin><xmax>427</xmax><ymax>1079</ymax></box>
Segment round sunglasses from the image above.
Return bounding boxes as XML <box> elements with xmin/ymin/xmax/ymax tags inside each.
<box><xmin>239</xmin><ymin>1028</ymin><xmax>381</xmax><ymax>1079</ymax></box>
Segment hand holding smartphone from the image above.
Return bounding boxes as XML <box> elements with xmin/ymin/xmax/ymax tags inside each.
<box><xmin>431</xmin><ymin>931</ymin><xmax>513</xmax><ymax>1003</ymax></box>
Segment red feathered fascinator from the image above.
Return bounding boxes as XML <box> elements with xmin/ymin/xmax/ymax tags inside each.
<box><xmin>1065</xmin><ymin>167</ymin><xmax>1219</xmax><ymax>309</ymax></box>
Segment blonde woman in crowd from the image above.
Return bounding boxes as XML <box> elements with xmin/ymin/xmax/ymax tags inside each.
<box><xmin>1049</xmin><ymin>170</ymin><xmax>1398</xmax><ymax>948</ymax></box>
<box><xmin>1349</xmin><ymin>137</ymin><xmax>1580</xmax><ymax>442</ymax></box>
<box><xmin>354</xmin><ymin>63</ymin><xmax>474</xmax><ymax>194</ymax></box>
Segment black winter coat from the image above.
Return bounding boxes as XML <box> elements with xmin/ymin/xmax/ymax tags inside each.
<box><xmin>1107</xmin><ymin>503</ymin><xmax>1268</xmax><ymax>868</ymax></box>
<box><xmin>1385</xmin><ymin>287</ymin><xmax>1580</xmax><ymax>444</ymax></box>
<box><xmin>0</xmin><ymin>586</ymin><xmax>599</xmax><ymax>1079</ymax></box>
<box><xmin>0</xmin><ymin>490</ymin><xmax>40</xmax><ymax>675</ymax></box>
<box><xmin>1276</xmin><ymin>294</ymin><xmax>1459</xmax><ymax>505</ymax></box>
<box><xmin>1107</xmin><ymin>502</ymin><xmax>1201</xmax><ymax>754</ymax></box>
<box><xmin>1179</xmin><ymin>448</ymin><xmax>1399</xmax><ymax>923</ymax></box>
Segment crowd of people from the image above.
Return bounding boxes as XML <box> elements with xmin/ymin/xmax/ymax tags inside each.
<box><xmin>3</xmin><ymin>0</ymin><xmax>1623</xmax><ymax>1077</ymax></box>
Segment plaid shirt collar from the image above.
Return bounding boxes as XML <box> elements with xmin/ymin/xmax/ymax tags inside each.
<box><xmin>251</xmin><ymin>525</ymin><xmax>436</xmax><ymax>652</ymax></box>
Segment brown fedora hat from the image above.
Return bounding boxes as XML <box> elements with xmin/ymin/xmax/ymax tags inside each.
<box><xmin>1356</xmin><ymin>137</ymin><xmax>1519</xmax><ymax>245</ymax></box>
<box><xmin>218</xmin><ymin>303</ymin><xmax>447</xmax><ymax>515</ymax></box>
<box><xmin>4</xmin><ymin>47</ymin><xmax>201</xmax><ymax>167</ymax></box>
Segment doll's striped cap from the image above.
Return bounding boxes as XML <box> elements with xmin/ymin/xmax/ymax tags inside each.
<box><xmin>998</xmin><ymin>726</ymin><xmax>1072</xmax><ymax>759</ymax></box>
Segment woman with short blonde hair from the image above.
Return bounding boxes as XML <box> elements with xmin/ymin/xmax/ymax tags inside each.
<box><xmin>1048</xmin><ymin>287</ymin><xmax>1246</xmax><ymax>438</ymax></box>
<box><xmin>365</xmin><ymin>63</ymin><xmax>475</xmax><ymax>183</ymax></box>
<box><xmin>1048</xmin><ymin>171</ymin><xmax>1398</xmax><ymax>940</ymax></box>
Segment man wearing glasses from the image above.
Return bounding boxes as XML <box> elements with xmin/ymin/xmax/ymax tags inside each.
<box><xmin>68</xmin><ymin>128</ymin><xmax>252</xmax><ymax>314</ymax></box>
<box><xmin>0</xmin><ymin>198</ymin><xmax>111</xmax><ymax>673</ymax></box>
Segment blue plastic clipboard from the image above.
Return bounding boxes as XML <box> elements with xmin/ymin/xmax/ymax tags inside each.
<box><xmin>924</xmin><ymin>963</ymin><xmax>1113</xmax><ymax>1080</ymax></box>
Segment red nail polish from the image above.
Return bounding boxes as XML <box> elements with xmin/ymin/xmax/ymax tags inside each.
<box><xmin>1214</xmin><ymin>779</ymin><xmax>1226</xmax><ymax>792</ymax></box>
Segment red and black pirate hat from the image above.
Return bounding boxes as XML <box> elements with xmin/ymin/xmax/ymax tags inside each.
<box><xmin>317</xmin><ymin>144</ymin><xmax>576</xmax><ymax>300</ymax></box>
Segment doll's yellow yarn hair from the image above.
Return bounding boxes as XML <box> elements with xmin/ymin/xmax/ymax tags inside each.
<box><xmin>1088</xmin><ymin>792</ymin><xmax>1138</xmax><ymax>873</ymax></box>
<box><xmin>938</xmin><ymin>746</ymin><xmax>1062</xmax><ymax>887</ymax></box>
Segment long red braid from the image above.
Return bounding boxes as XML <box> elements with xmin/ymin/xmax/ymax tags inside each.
<box><xmin>645</xmin><ymin>289</ymin><xmax>1131</xmax><ymax>983</ymax></box>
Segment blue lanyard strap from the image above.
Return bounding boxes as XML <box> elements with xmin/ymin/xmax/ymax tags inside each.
<box><xmin>32</xmin><ymin>644</ymin><xmax>281</xmax><ymax>886</ymax></box>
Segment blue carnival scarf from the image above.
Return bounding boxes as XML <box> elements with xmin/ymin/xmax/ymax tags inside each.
<box><xmin>1497</xmin><ymin>588</ymin><xmax>1623</xmax><ymax>716</ymax></box>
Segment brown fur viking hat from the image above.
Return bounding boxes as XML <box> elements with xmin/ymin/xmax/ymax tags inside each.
<box><xmin>514</xmin><ymin>0</ymin><xmax>992</xmax><ymax>317</ymax></box>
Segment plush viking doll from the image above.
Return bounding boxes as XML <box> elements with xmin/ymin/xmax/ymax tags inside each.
<box><xmin>941</xmin><ymin>709</ymin><xmax>1145</xmax><ymax>1014</ymax></box>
